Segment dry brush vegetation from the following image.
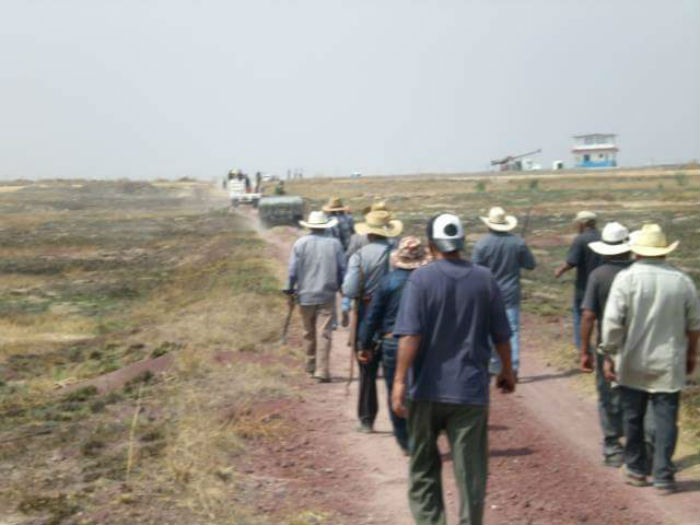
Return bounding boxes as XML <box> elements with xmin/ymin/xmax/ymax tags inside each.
<box><xmin>0</xmin><ymin>181</ymin><xmax>311</xmax><ymax>524</ymax></box>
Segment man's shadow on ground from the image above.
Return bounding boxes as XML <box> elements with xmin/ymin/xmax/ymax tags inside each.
<box><xmin>518</xmin><ymin>368</ymin><xmax>581</xmax><ymax>384</ymax></box>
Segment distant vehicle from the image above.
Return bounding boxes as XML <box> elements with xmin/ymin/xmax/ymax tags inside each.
<box><xmin>258</xmin><ymin>196</ymin><xmax>305</xmax><ymax>226</ymax></box>
<box><xmin>228</xmin><ymin>177</ymin><xmax>261</xmax><ymax>207</ymax></box>
<box><xmin>351</xmin><ymin>171</ymin><xmax>362</xmax><ymax>178</ymax></box>
<box><xmin>262</xmin><ymin>173</ymin><xmax>279</xmax><ymax>182</ymax></box>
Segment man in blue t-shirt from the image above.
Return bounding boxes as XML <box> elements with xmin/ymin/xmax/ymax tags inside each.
<box><xmin>392</xmin><ymin>213</ymin><xmax>516</xmax><ymax>525</ymax></box>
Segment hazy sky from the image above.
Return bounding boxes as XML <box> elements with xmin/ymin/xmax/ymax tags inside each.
<box><xmin>1</xmin><ymin>0</ymin><xmax>698</xmax><ymax>179</ymax></box>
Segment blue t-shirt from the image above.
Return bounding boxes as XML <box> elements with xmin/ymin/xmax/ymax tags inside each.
<box><xmin>393</xmin><ymin>259</ymin><xmax>512</xmax><ymax>406</ymax></box>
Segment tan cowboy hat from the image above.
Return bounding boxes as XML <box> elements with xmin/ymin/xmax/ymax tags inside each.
<box><xmin>629</xmin><ymin>223</ymin><xmax>678</xmax><ymax>257</ymax></box>
<box><xmin>322</xmin><ymin>197</ymin><xmax>348</xmax><ymax>213</ymax></box>
<box><xmin>480</xmin><ymin>206</ymin><xmax>518</xmax><ymax>232</ymax></box>
<box><xmin>574</xmin><ymin>210</ymin><xmax>597</xmax><ymax>223</ymax></box>
<box><xmin>299</xmin><ymin>210</ymin><xmax>338</xmax><ymax>230</ymax></box>
<box><xmin>589</xmin><ymin>222</ymin><xmax>631</xmax><ymax>256</ymax></box>
<box><xmin>362</xmin><ymin>200</ymin><xmax>390</xmax><ymax>216</ymax></box>
<box><xmin>354</xmin><ymin>210</ymin><xmax>403</xmax><ymax>238</ymax></box>
<box><xmin>390</xmin><ymin>236</ymin><xmax>431</xmax><ymax>270</ymax></box>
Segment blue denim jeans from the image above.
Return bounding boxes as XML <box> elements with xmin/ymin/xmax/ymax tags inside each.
<box><xmin>490</xmin><ymin>306</ymin><xmax>520</xmax><ymax>374</ymax></box>
<box><xmin>595</xmin><ymin>354</ymin><xmax>624</xmax><ymax>459</ymax></box>
<box><xmin>380</xmin><ymin>338</ymin><xmax>409</xmax><ymax>452</ymax></box>
<box><xmin>619</xmin><ymin>386</ymin><xmax>679</xmax><ymax>484</ymax></box>
<box><xmin>341</xmin><ymin>295</ymin><xmax>352</xmax><ymax>312</ymax></box>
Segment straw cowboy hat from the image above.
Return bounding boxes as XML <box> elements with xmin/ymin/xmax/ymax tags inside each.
<box><xmin>299</xmin><ymin>210</ymin><xmax>338</xmax><ymax>230</ymax></box>
<box><xmin>354</xmin><ymin>210</ymin><xmax>403</xmax><ymax>238</ymax></box>
<box><xmin>322</xmin><ymin>197</ymin><xmax>348</xmax><ymax>213</ymax></box>
<box><xmin>390</xmin><ymin>236</ymin><xmax>432</xmax><ymax>270</ymax></box>
<box><xmin>574</xmin><ymin>210</ymin><xmax>597</xmax><ymax>223</ymax></box>
<box><xmin>362</xmin><ymin>200</ymin><xmax>390</xmax><ymax>216</ymax></box>
<box><xmin>480</xmin><ymin>207</ymin><xmax>518</xmax><ymax>232</ymax></box>
<box><xmin>589</xmin><ymin>222</ymin><xmax>631</xmax><ymax>256</ymax></box>
<box><xmin>629</xmin><ymin>223</ymin><xmax>679</xmax><ymax>257</ymax></box>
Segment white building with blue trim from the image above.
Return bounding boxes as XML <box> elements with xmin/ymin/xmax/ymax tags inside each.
<box><xmin>572</xmin><ymin>133</ymin><xmax>618</xmax><ymax>168</ymax></box>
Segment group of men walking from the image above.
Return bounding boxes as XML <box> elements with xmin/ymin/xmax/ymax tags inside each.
<box><xmin>283</xmin><ymin>198</ymin><xmax>699</xmax><ymax>524</ymax></box>
<box><xmin>559</xmin><ymin>212</ymin><xmax>700</xmax><ymax>494</ymax></box>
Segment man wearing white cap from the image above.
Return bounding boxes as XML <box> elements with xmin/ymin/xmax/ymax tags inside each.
<box><xmin>600</xmin><ymin>224</ymin><xmax>700</xmax><ymax>492</ymax></box>
<box><xmin>579</xmin><ymin>222</ymin><xmax>633</xmax><ymax>467</ymax></box>
<box><xmin>473</xmin><ymin>206</ymin><xmax>536</xmax><ymax>379</ymax></box>
<box><xmin>392</xmin><ymin>213</ymin><xmax>515</xmax><ymax>525</ymax></box>
<box><xmin>555</xmin><ymin>211</ymin><xmax>602</xmax><ymax>351</ymax></box>
<box><xmin>285</xmin><ymin>211</ymin><xmax>346</xmax><ymax>382</ymax></box>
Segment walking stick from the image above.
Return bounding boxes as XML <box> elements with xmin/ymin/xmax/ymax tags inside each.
<box><xmin>280</xmin><ymin>292</ymin><xmax>296</xmax><ymax>345</ymax></box>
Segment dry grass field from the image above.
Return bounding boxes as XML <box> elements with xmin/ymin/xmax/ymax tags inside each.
<box><xmin>0</xmin><ymin>181</ymin><xmax>308</xmax><ymax>524</ymax></box>
<box><xmin>1</xmin><ymin>167</ymin><xmax>698</xmax><ymax>523</ymax></box>
<box><xmin>286</xmin><ymin>165</ymin><xmax>700</xmax><ymax>447</ymax></box>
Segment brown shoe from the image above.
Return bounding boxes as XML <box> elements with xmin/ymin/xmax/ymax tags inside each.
<box><xmin>622</xmin><ymin>466</ymin><xmax>648</xmax><ymax>487</ymax></box>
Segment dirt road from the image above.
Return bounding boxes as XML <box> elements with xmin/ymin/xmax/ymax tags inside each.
<box><xmin>251</xmin><ymin>213</ymin><xmax>699</xmax><ymax>525</ymax></box>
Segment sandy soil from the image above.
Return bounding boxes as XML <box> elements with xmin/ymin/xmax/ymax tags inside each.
<box><xmin>248</xmin><ymin>209</ymin><xmax>699</xmax><ymax>525</ymax></box>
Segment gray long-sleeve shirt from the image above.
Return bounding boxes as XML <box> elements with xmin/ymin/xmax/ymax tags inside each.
<box><xmin>471</xmin><ymin>231</ymin><xmax>536</xmax><ymax>307</ymax></box>
<box><xmin>287</xmin><ymin>232</ymin><xmax>346</xmax><ymax>305</ymax></box>
<box><xmin>342</xmin><ymin>239</ymin><xmax>393</xmax><ymax>300</ymax></box>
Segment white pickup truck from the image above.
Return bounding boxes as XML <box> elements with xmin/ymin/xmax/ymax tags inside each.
<box><xmin>228</xmin><ymin>178</ymin><xmax>261</xmax><ymax>207</ymax></box>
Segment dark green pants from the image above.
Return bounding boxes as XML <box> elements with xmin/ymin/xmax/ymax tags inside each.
<box><xmin>407</xmin><ymin>401</ymin><xmax>488</xmax><ymax>525</ymax></box>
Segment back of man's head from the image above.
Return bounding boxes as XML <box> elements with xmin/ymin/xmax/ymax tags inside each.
<box><xmin>427</xmin><ymin>214</ymin><xmax>465</xmax><ymax>257</ymax></box>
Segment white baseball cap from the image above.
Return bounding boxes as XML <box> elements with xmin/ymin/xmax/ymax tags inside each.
<box><xmin>427</xmin><ymin>213</ymin><xmax>465</xmax><ymax>253</ymax></box>
<box><xmin>588</xmin><ymin>221</ymin><xmax>631</xmax><ymax>256</ymax></box>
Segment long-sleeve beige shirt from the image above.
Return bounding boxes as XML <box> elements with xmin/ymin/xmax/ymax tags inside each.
<box><xmin>600</xmin><ymin>259</ymin><xmax>700</xmax><ymax>392</ymax></box>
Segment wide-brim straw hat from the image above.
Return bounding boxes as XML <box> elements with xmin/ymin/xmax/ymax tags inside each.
<box><xmin>480</xmin><ymin>206</ymin><xmax>518</xmax><ymax>232</ymax></box>
<box><xmin>322</xmin><ymin>197</ymin><xmax>348</xmax><ymax>213</ymax></box>
<box><xmin>362</xmin><ymin>200</ymin><xmax>391</xmax><ymax>216</ymax></box>
<box><xmin>390</xmin><ymin>236</ymin><xmax>432</xmax><ymax>270</ymax></box>
<box><xmin>629</xmin><ymin>223</ymin><xmax>679</xmax><ymax>257</ymax></box>
<box><xmin>575</xmin><ymin>210</ymin><xmax>597</xmax><ymax>223</ymax></box>
<box><xmin>355</xmin><ymin>210</ymin><xmax>403</xmax><ymax>238</ymax></box>
<box><xmin>589</xmin><ymin>221</ymin><xmax>631</xmax><ymax>256</ymax></box>
<box><xmin>299</xmin><ymin>210</ymin><xmax>338</xmax><ymax>230</ymax></box>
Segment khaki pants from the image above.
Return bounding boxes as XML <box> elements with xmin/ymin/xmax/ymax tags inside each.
<box><xmin>299</xmin><ymin>302</ymin><xmax>333</xmax><ymax>380</ymax></box>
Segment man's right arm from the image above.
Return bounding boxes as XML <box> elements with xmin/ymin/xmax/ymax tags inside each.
<box><xmin>580</xmin><ymin>311</ymin><xmax>596</xmax><ymax>372</ymax></box>
<box><xmin>579</xmin><ymin>274</ymin><xmax>598</xmax><ymax>372</ymax></box>
<box><xmin>286</xmin><ymin>240</ymin><xmax>299</xmax><ymax>291</ymax></box>
<box><xmin>600</xmin><ymin>274</ymin><xmax>628</xmax><ymax>381</ymax></box>
<box><xmin>555</xmin><ymin>237</ymin><xmax>579</xmax><ymax>278</ymax></box>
